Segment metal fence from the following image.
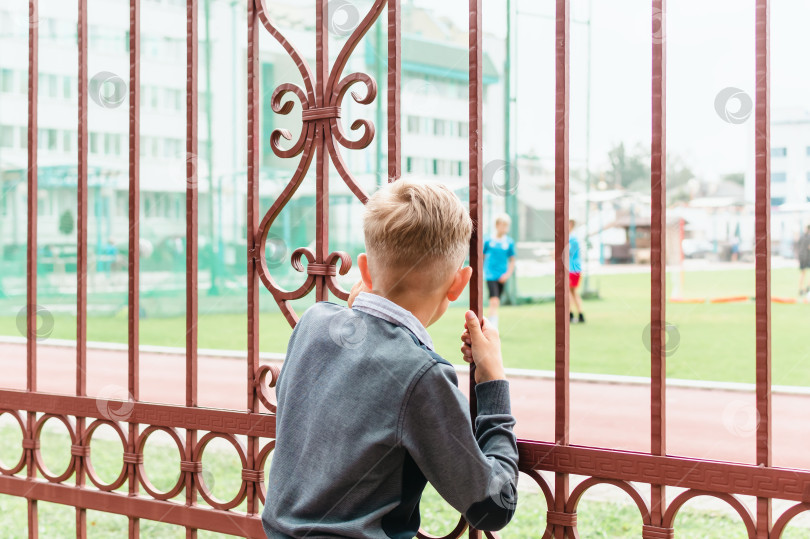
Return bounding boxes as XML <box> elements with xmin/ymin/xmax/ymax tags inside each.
<box><xmin>1</xmin><ymin>0</ymin><xmax>808</xmax><ymax>538</ymax></box>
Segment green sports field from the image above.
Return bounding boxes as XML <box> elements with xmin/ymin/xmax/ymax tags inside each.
<box><xmin>1</xmin><ymin>266</ymin><xmax>808</xmax><ymax>386</ymax></box>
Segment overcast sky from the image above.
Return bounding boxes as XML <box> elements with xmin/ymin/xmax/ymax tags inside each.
<box><xmin>417</xmin><ymin>0</ymin><xmax>810</xmax><ymax>180</ymax></box>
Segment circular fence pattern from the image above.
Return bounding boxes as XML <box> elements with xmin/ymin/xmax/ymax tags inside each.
<box><xmin>0</xmin><ymin>409</ymin><xmax>27</xmax><ymax>475</ymax></box>
<box><xmin>83</xmin><ymin>418</ymin><xmax>128</xmax><ymax>491</ymax></box>
<box><xmin>33</xmin><ymin>413</ymin><xmax>77</xmax><ymax>483</ymax></box>
<box><xmin>194</xmin><ymin>432</ymin><xmax>249</xmax><ymax>510</ymax></box>
<box><xmin>136</xmin><ymin>425</ymin><xmax>187</xmax><ymax>500</ymax></box>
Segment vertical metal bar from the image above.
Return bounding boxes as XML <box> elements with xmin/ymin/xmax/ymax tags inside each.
<box><xmin>128</xmin><ymin>1</ymin><xmax>141</xmax><ymax>537</ymax></box>
<box><xmin>553</xmin><ymin>0</ymin><xmax>570</xmax><ymax>537</ymax></box>
<box><xmin>315</xmin><ymin>0</ymin><xmax>329</xmax><ymax>302</ymax></box>
<box><xmin>26</xmin><ymin>1</ymin><xmax>39</xmax><ymax>537</ymax></box>
<box><xmin>650</xmin><ymin>0</ymin><xmax>667</xmax><ymax>528</ymax></box>
<box><xmin>468</xmin><ymin>0</ymin><xmax>483</xmax><ymax>537</ymax></box>
<box><xmin>185</xmin><ymin>0</ymin><xmax>199</xmax><ymax>536</ymax></box>
<box><xmin>754</xmin><ymin>0</ymin><xmax>771</xmax><ymax>536</ymax></box>
<box><xmin>246</xmin><ymin>0</ymin><xmax>261</xmax><ymax>516</ymax></box>
<box><xmin>76</xmin><ymin>0</ymin><xmax>89</xmax><ymax>536</ymax></box>
<box><xmin>387</xmin><ymin>0</ymin><xmax>401</xmax><ymax>183</ymax></box>
<box><xmin>374</xmin><ymin>20</ymin><xmax>384</xmax><ymax>188</ymax></box>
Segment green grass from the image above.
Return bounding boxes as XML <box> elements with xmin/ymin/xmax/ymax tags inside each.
<box><xmin>4</xmin><ymin>424</ymin><xmax>808</xmax><ymax>538</ymax></box>
<box><xmin>2</xmin><ymin>267</ymin><xmax>809</xmax><ymax>385</ymax></box>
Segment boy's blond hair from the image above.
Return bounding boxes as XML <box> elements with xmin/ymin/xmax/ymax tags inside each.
<box><xmin>363</xmin><ymin>179</ymin><xmax>472</xmax><ymax>288</ymax></box>
<box><xmin>495</xmin><ymin>213</ymin><xmax>511</xmax><ymax>226</ymax></box>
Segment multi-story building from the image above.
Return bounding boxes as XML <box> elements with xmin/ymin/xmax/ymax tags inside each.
<box><xmin>744</xmin><ymin>109</ymin><xmax>810</xmax><ymax>252</ymax></box>
<box><xmin>0</xmin><ymin>0</ymin><xmax>503</xmax><ymax>296</ymax></box>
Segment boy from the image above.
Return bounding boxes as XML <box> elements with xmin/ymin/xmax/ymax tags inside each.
<box><xmin>263</xmin><ymin>179</ymin><xmax>519</xmax><ymax>538</ymax></box>
<box><xmin>483</xmin><ymin>213</ymin><xmax>516</xmax><ymax>329</ymax></box>
<box><xmin>568</xmin><ymin>219</ymin><xmax>584</xmax><ymax>323</ymax></box>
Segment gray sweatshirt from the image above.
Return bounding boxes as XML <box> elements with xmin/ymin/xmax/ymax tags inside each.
<box><xmin>262</xmin><ymin>293</ymin><xmax>519</xmax><ymax>538</ymax></box>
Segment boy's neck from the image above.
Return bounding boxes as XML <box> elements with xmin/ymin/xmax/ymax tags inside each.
<box><xmin>372</xmin><ymin>290</ymin><xmax>439</xmax><ymax>329</ymax></box>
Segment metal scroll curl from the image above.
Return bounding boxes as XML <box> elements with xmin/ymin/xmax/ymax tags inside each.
<box><xmin>253</xmin><ymin>0</ymin><xmax>387</xmax><ymax>326</ymax></box>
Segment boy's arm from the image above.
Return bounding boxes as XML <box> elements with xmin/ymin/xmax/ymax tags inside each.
<box><xmin>500</xmin><ymin>257</ymin><xmax>516</xmax><ymax>283</ymax></box>
<box><xmin>400</xmin><ymin>362</ymin><xmax>518</xmax><ymax>531</ymax></box>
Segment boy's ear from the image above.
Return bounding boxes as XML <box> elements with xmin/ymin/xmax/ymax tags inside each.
<box><xmin>357</xmin><ymin>253</ymin><xmax>373</xmax><ymax>290</ymax></box>
<box><xmin>446</xmin><ymin>266</ymin><xmax>473</xmax><ymax>302</ymax></box>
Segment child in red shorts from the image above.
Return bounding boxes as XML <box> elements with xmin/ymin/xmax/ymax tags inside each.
<box><xmin>569</xmin><ymin>219</ymin><xmax>584</xmax><ymax>323</ymax></box>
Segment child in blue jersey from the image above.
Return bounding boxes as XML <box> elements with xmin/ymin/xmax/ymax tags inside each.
<box><xmin>569</xmin><ymin>219</ymin><xmax>585</xmax><ymax>323</ymax></box>
<box><xmin>483</xmin><ymin>214</ymin><xmax>516</xmax><ymax>329</ymax></box>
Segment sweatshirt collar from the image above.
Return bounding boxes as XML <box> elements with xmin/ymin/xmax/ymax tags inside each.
<box><xmin>351</xmin><ymin>292</ymin><xmax>434</xmax><ymax>351</ymax></box>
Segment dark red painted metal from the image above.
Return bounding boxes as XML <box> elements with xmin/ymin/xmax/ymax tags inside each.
<box><xmin>650</xmin><ymin>0</ymin><xmax>668</xmax><ymax>532</ymax></box>
<box><xmin>127</xmin><ymin>2</ymin><xmax>141</xmax><ymax>537</ymax></box>
<box><xmin>26</xmin><ymin>1</ymin><xmax>39</xmax><ymax>537</ymax></box>
<box><xmin>467</xmin><ymin>2</ymin><xmax>482</xmax><ymax>538</ymax></box>
<box><xmin>246</xmin><ymin>0</ymin><xmax>262</xmax><ymax>520</ymax></box>
<box><xmin>76</xmin><ymin>0</ymin><xmax>89</xmax><ymax>536</ymax></box>
<box><xmin>4</xmin><ymin>0</ymin><xmax>807</xmax><ymax>537</ymax></box>
<box><xmin>0</xmin><ymin>389</ymin><xmax>275</xmax><ymax>437</ymax></box>
<box><xmin>755</xmin><ymin>1</ymin><xmax>772</xmax><ymax>536</ymax></box>
<box><xmin>315</xmin><ymin>0</ymin><xmax>329</xmax><ymax>304</ymax></box>
<box><xmin>251</xmin><ymin>0</ymin><xmax>379</xmax><ymax>325</ymax></box>
<box><xmin>388</xmin><ymin>0</ymin><xmax>401</xmax><ymax>182</ymax></box>
<box><xmin>185</xmin><ymin>0</ymin><xmax>199</xmax><ymax>536</ymax></box>
<box><xmin>553</xmin><ymin>0</ymin><xmax>571</xmax><ymax>537</ymax></box>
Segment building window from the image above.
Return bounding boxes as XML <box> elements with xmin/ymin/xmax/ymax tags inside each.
<box><xmin>116</xmin><ymin>191</ymin><xmax>128</xmax><ymax>217</ymax></box>
<box><xmin>458</xmin><ymin>122</ymin><xmax>468</xmax><ymax>138</ymax></box>
<box><xmin>154</xmin><ymin>195</ymin><xmax>164</xmax><ymax>218</ymax></box>
<box><xmin>37</xmin><ymin>129</ymin><xmax>57</xmax><ymax>151</ymax></box>
<box><xmin>0</xmin><ymin>69</ymin><xmax>13</xmax><ymax>93</ymax></box>
<box><xmin>166</xmin><ymin>88</ymin><xmax>182</xmax><ymax>111</ymax></box>
<box><xmin>0</xmin><ymin>125</ymin><xmax>14</xmax><ymax>148</ymax></box>
<box><xmin>434</xmin><ymin>119</ymin><xmax>445</xmax><ymax>137</ymax></box>
<box><xmin>63</xmin><ymin>130</ymin><xmax>74</xmax><ymax>154</ymax></box>
<box><xmin>150</xmin><ymin>86</ymin><xmax>159</xmax><ymax>109</ymax></box>
<box><xmin>407</xmin><ymin>116</ymin><xmax>419</xmax><ymax>134</ymax></box>
<box><xmin>17</xmin><ymin>69</ymin><xmax>27</xmax><ymax>94</ymax></box>
<box><xmin>0</xmin><ymin>126</ymin><xmax>13</xmax><ymax>148</ymax></box>
<box><xmin>104</xmin><ymin>133</ymin><xmax>120</xmax><ymax>155</ymax></box>
<box><xmin>44</xmin><ymin>74</ymin><xmax>58</xmax><ymax>99</ymax></box>
<box><xmin>772</xmin><ymin>172</ymin><xmax>787</xmax><ymax>183</ymax></box>
<box><xmin>771</xmin><ymin>147</ymin><xmax>787</xmax><ymax>158</ymax></box>
<box><xmin>62</xmin><ymin>76</ymin><xmax>73</xmax><ymax>100</ymax></box>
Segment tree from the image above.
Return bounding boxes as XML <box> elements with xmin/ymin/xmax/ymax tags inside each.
<box><xmin>667</xmin><ymin>154</ymin><xmax>696</xmax><ymax>190</ymax></box>
<box><xmin>59</xmin><ymin>210</ymin><xmax>74</xmax><ymax>236</ymax></box>
<box><xmin>604</xmin><ymin>142</ymin><xmax>696</xmax><ymax>193</ymax></box>
<box><xmin>721</xmin><ymin>172</ymin><xmax>745</xmax><ymax>186</ymax></box>
<box><xmin>606</xmin><ymin>142</ymin><xmax>649</xmax><ymax>190</ymax></box>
